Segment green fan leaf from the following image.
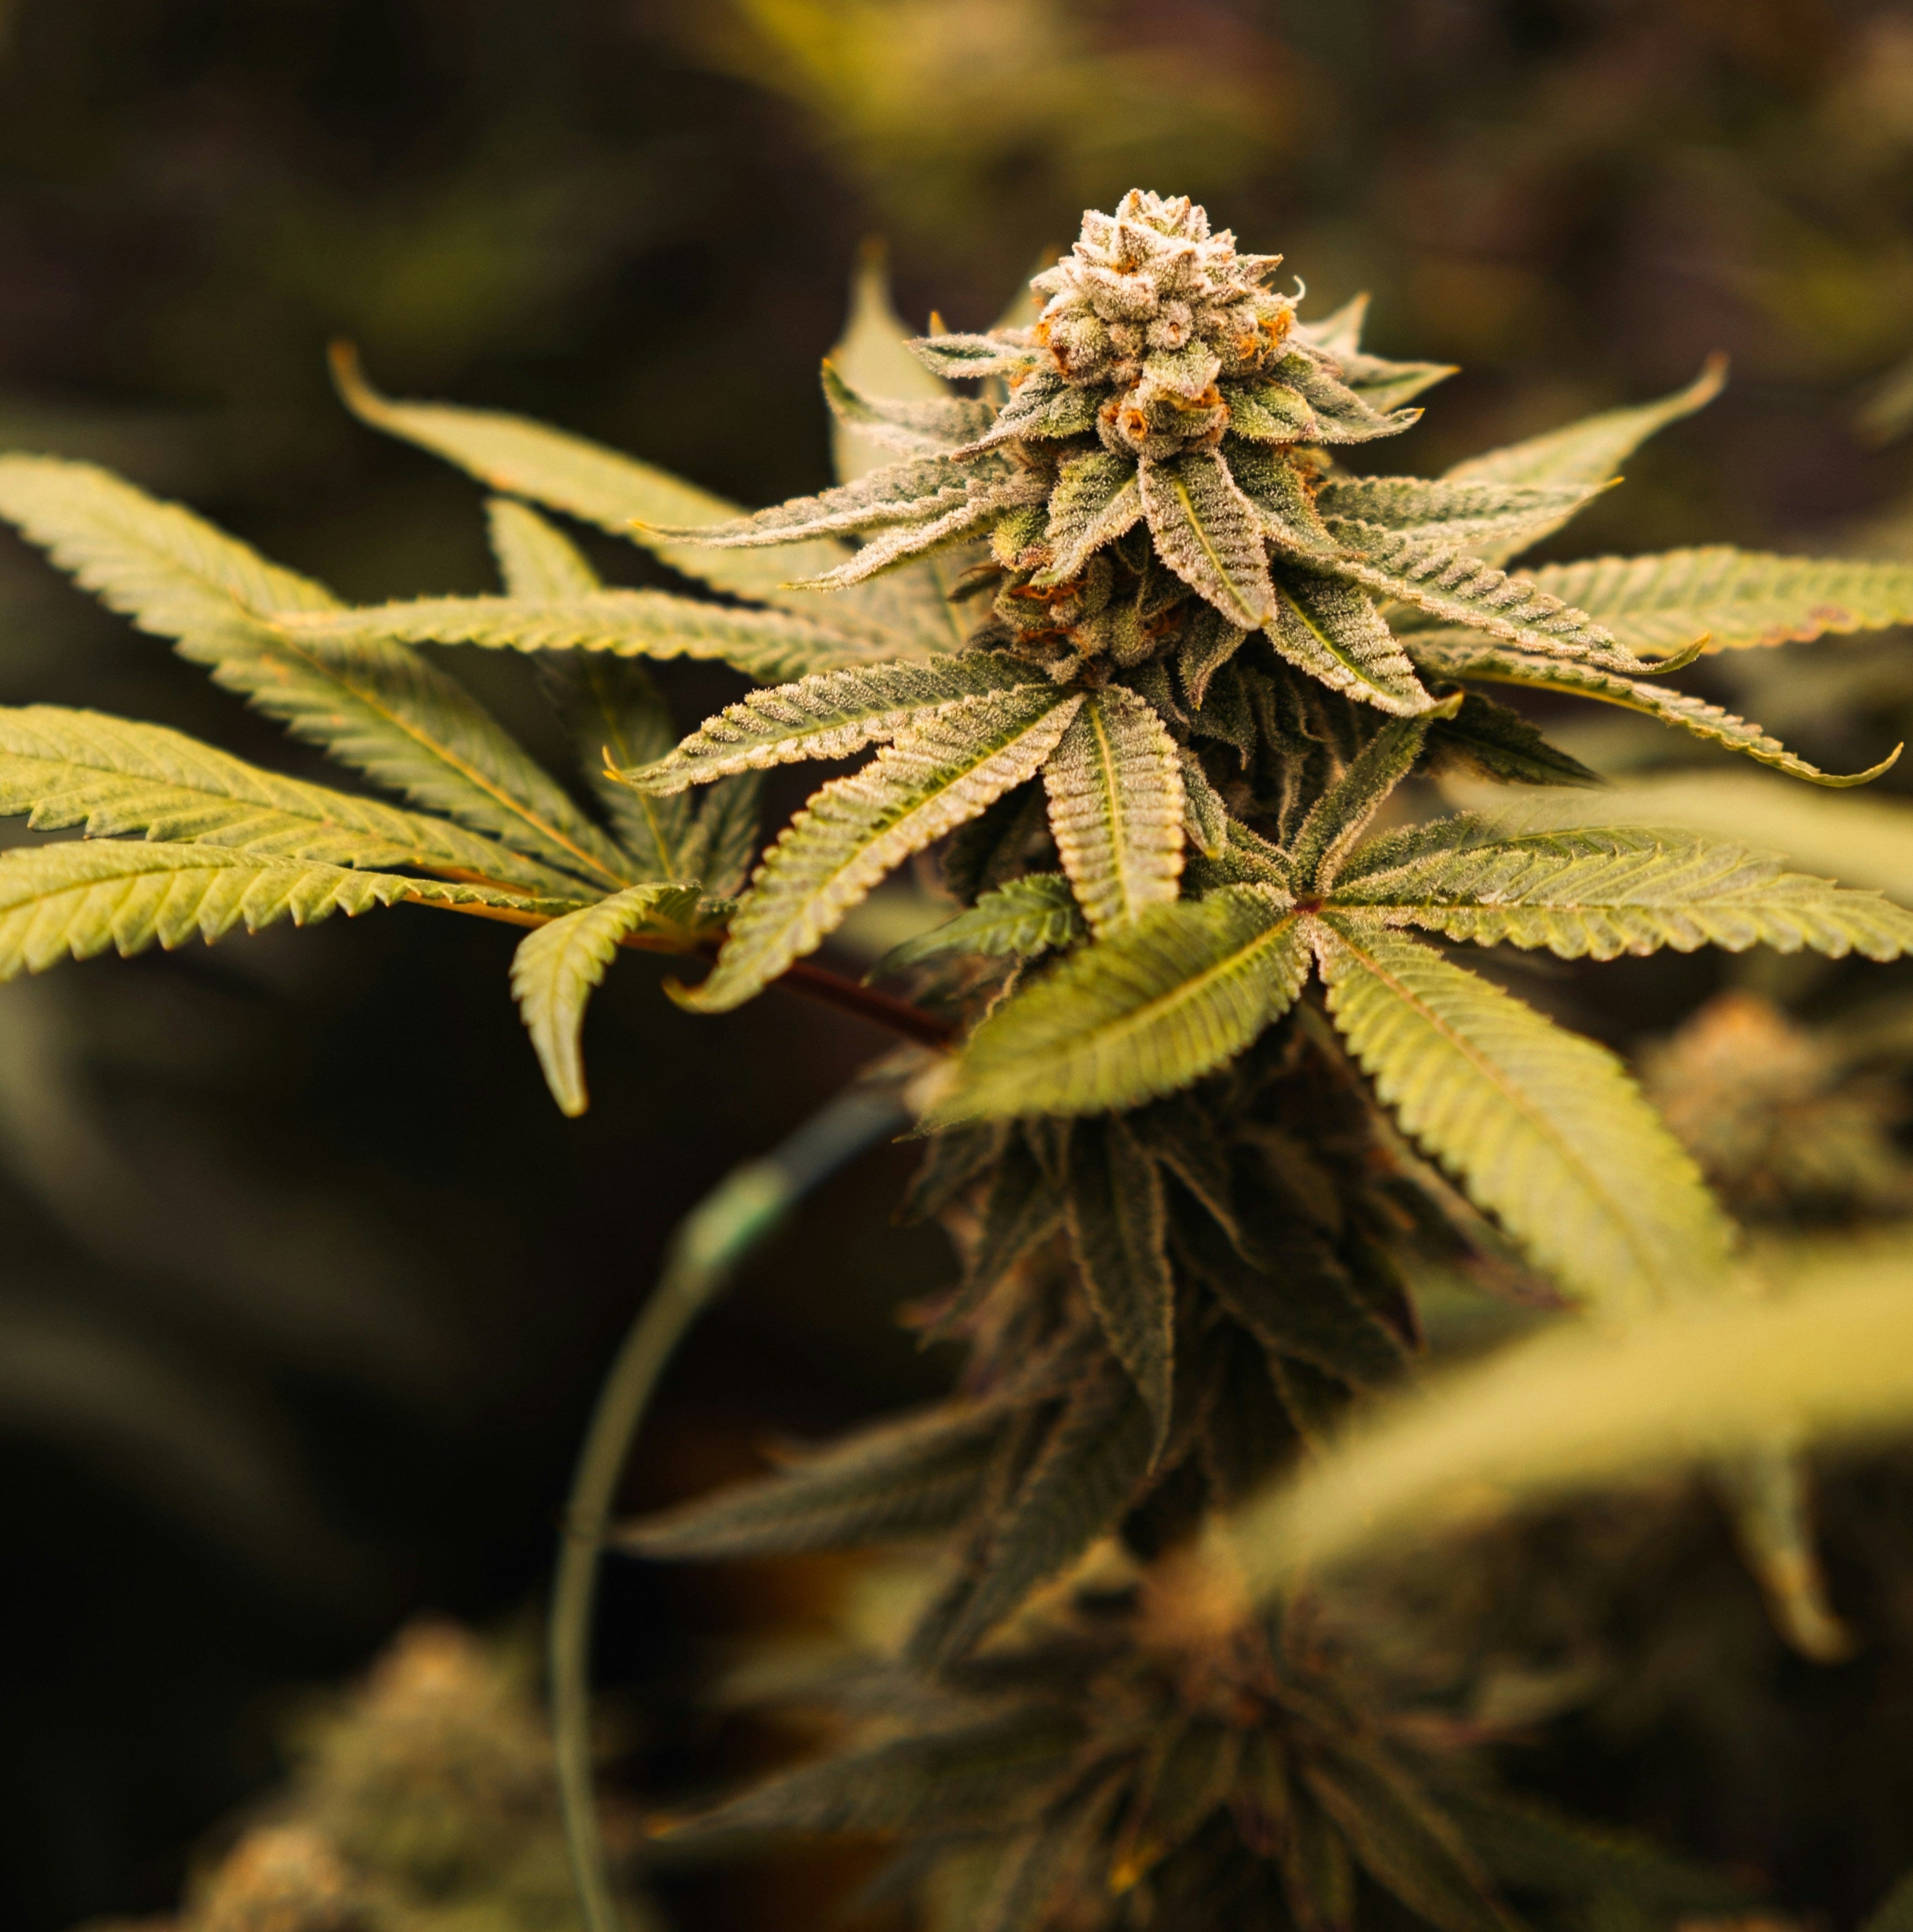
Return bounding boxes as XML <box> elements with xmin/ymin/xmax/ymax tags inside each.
<box><xmin>1042</xmin><ymin>687</ymin><xmax>1186</xmax><ymax>936</ymax></box>
<box><xmin>509</xmin><ymin>882</ymin><xmax>708</xmax><ymax>1116</ymax></box>
<box><xmin>0</xmin><ymin>704</ymin><xmax>558</xmax><ymax>884</ymax></box>
<box><xmin>1410</xmin><ymin>635</ymin><xmax>1904</xmax><ymax>787</ymax></box>
<box><xmin>1034</xmin><ymin>451</ymin><xmax>1143</xmax><ymax>587</ymax></box>
<box><xmin>658</xmin><ymin>1710</ymin><xmax>1082</xmax><ymax>1843</ymax></box>
<box><xmin>822</xmin><ymin>362</ymin><xmax>994</xmax><ymax>460</ymax></box>
<box><xmin>1446</xmin><ymin>357</ymin><xmax>1726</xmax><ymax>490</ymax></box>
<box><xmin>1331</xmin><ymin>819</ymin><xmax>1913</xmax><ymax>961</ymax></box>
<box><xmin>682</xmin><ymin>687</ymin><xmax>1083</xmax><ymax>1012</ymax></box>
<box><xmin>484</xmin><ymin>500</ymin><xmax>699</xmax><ymax>874</ymax></box>
<box><xmin>486</xmin><ymin>495</ymin><xmax>600</xmax><ymax>601</ymax></box>
<box><xmin>1265</xmin><ymin>567</ymin><xmax>1436</xmax><ymax>717</ymax></box>
<box><xmin>1172</xmin><ymin>1192</ymin><xmax>1406</xmax><ymax>1388</ymax></box>
<box><xmin>1316</xmin><ymin>475</ymin><xmax>1608</xmax><ymax>561</ymax></box>
<box><xmin>1327</xmin><ymin>523</ymin><xmax>1644</xmax><ymax>669</ymax></box>
<box><xmin>1520</xmin><ymin>546</ymin><xmax>1913</xmax><ymax>656</ymax></box>
<box><xmin>619</xmin><ymin>1399</ymin><xmax>1003</xmax><ymax>1559</ymax></box>
<box><xmin>624</xmin><ymin>653</ymin><xmax>1045</xmax><ymax>795</ymax></box>
<box><xmin>876</xmin><ymin>873</ymin><xmax>1085</xmax><ymax>975</ymax></box>
<box><xmin>645</xmin><ymin>453</ymin><xmax>978</xmax><ymax>548</ymax></box>
<box><xmin>1308</xmin><ymin>916</ymin><xmax>1734</xmax><ymax>1312</ymax></box>
<box><xmin>0</xmin><ymin>455</ymin><xmax>632</xmax><ymax>892</ymax></box>
<box><xmin>545</xmin><ymin>655</ymin><xmax>693</xmax><ymax>878</ymax></box>
<box><xmin>0</xmin><ymin>838</ymin><xmax>575</xmax><ymax>981</ymax></box>
<box><xmin>1423</xmin><ymin>692</ymin><xmax>1603</xmax><ymax>789</ymax></box>
<box><xmin>1276</xmin><ymin>351</ymin><xmax>1423</xmax><ymax>443</ymax></box>
<box><xmin>1302</xmin><ymin>1753</ymin><xmax>1519</xmax><ymax>1932</ymax></box>
<box><xmin>1289</xmin><ymin>712</ymin><xmax>1447</xmax><ymax>892</ymax></box>
<box><xmin>1065</xmin><ymin>1119</ymin><xmax>1176</xmax><ymax>1453</ymax></box>
<box><xmin>1177</xmin><ymin>606</ymin><xmax>1248</xmax><ymax>709</ymax></box>
<box><xmin>281</xmin><ymin>590</ymin><xmax>894</xmax><ymax>683</ymax></box>
<box><xmin>1438</xmin><ymin>1788</ymin><xmax>1745</xmax><ymax>1912</ymax></box>
<box><xmin>954</xmin><ymin>366</ymin><xmax>1102</xmax><ymax>453</ymax></box>
<box><xmin>683</xmin><ymin>772</ymin><xmax>764</xmax><ymax>902</ymax></box>
<box><xmin>929</xmin><ymin>1364</ymin><xmax>1157</xmax><ymax>1660</ymax></box>
<box><xmin>934</xmin><ymin>887</ymin><xmax>1308</xmax><ymax>1121</ymax></box>
<box><xmin>334</xmin><ymin>346</ymin><xmax>858</xmax><ymax>609</ymax></box>
<box><xmin>784</xmin><ymin>473</ymin><xmax>1049</xmax><ymax>591</ymax></box>
<box><xmin>1139</xmin><ymin>450</ymin><xmax>1278</xmax><ymax>631</ymax></box>
<box><xmin>909</xmin><ymin>332</ymin><xmax>1044</xmax><ymax>379</ymax></box>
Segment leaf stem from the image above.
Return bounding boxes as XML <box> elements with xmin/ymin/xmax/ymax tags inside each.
<box><xmin>549</xmin><ymin>1082</ymin><xmax>911</xmax><ymax>1932</ymax></box>
<box><xmin>412</xmin><ymin>895</ymin><xmax>956</xmax><ymax>1047</ymax></box>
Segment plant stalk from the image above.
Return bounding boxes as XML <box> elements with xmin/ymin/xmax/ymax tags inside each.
<box><xmin>549</xmin><ymin>1082</ymin><xmax>911</xmax><ymax>1932</ymax></box>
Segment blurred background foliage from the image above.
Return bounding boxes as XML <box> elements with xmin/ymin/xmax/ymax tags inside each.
<box><xmin>9</xmin><ymin>1</ymin><xmax>1913</xmax><ymax>1928</ymax></box>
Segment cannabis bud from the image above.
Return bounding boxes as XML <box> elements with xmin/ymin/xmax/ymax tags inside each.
<box><xmin>1028</xmin><ymin>189</ymin><xmax>1297</xmax><ymax>450</ymax></box>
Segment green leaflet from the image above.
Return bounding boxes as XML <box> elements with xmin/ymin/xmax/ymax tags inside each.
<box><xmin>935</xmin><ymin>887</ymin><xmax>1309</xmax><ymax>1120</ymax></box>
<box><xmin>910</xmin><ymin>332</ymin><xmax>1045</xmax><ymax>380</ymax></box>
<box><xmin>1178</xmin><ymin>747</ymin><xmax>1229</xmax><ymax>858</ymax></box>
<box><xmin>786</xmin><ymin>472</ymin><xmax>1050</xmax><ymax>591</ymax></box>
<box><xmin>876</xmin><ymin>873</ymin><xmax>1085</xmax><ymax>974</ymax></box>
<box><xmin>1308</xmin><ymin>915</ymin><xmax>1734</xmax><ymax>1314</ymax></box>
<box><xmin>826</xmin><ymin>245</ymin><xmax>960</xmax><ymax>480</ymax></box>
<box><xmin>1172</xmin><ymin>1191</ymin><xmax>1406</xmax><ymax>1388</ymax></box>
<box><xmin>682</xmin><ymin>686</ymin><xmax>1083</xmax><ymax>1012</ymax></box>
<box><xmin>1276</xmin><ymin>351</ymin><xmax>1422</xmax><ymax>444</ymax></box>
<box><xmin>1330</xmin><ymin>820</ymin><xmax>1913</xmax><ymax>961</ymax></box>
<box><xmin>1438</xmin><ymin>1788</ymin><xmax>1744</xmax><ymax>1912</ymax></box>
<box><xmin>0</xmin><ymin>838</ymin><xmax>575</xmax><ymax>981</ymax></box>
<box><xmin>1520</xmin><ymin>546</ymin><xmax>1913</xmax><ymax>655</ymax></box>
<box><xmin>940</xmin><ymin>1127</ymin><xmax>1065</xmax><ymax>1326</ymax></box>
<box><xmin>486</xmin><ymin>495</ymin><xmax>600</xmax><ymax>600</ymax></box>
<box><xmin>1266</xmin><ymin>567</ymin><xmax>1436</xmax><ymax>717</ymax></box>
<box><xmin>545</xmin><ymin>655</ymin><xmax>693</xmax><ymax>878</ymax></box>
<box><xmin>1065</xmin><ymin>1119</ymin><xmax>1176</xmax><ymax>1454</ymax></box>
<box><xmin>956</xmin><ymin>367</ymin><xmax>1101</xmax><ymax>452</ymax></box>
<box><xmin>1301</xmin><ymin>1754</ymin><xmax>1519</xmax><ymax>1932</ymax></box>
<box><xmin>0</xmin><ymin>704</ymin><xmax>555</xmax><ymax>885</ymax></box>
<box><xmin>618</xmin><ymin>1398</ymin><xmax>1003</xmax><ymax>1558</ymax></box>
<box><xmin>332</xmin><ymin>345</ymin><xmax>860</xmax><ymax>616</ymax></box>
<box><xmin>482</xmin><ymin>500</ymin><xmax>699</xmax><ymax>875</ymax></box>
<box><xmin>1177</xmin><ymin>605</ymin><xmax>1248</xmax><ymax>709</ymax></box>
<box><xmin>683</xmin><ymin>773</ymin><xmax>764</xmax><ymax>902</ymax></box>
<box><xmin>1327</xmin><ymin>522</ymin><xmax>1644</xmax><ymax>668</ymax></box>
<box><xmin>929</xmin><ymin>1364</ymin><xmax>1157</xmax><ymax>1660</ymax></box>
<box><xmin>509</xmin><ymin>883</ymin><xmax>708</xmax><ymax>1116</ymax></box>
<box><xmin>1410</xmin><ymin>636</ymin><xmax>1904</xmax><ymax>786</ymax></box>
<box><xmin>646</xmin><ymin>452</ymin><xmax>976</xmax><ymax>547</ymax></box>
<box><xmin>1228</xmin><ymin>444</ymin><xmax>1338</xmax><ymax>554</ymax></box>
<box><xmin>1230</xmin><ymin>1231</ymin><xmax>1913</xmax><ymax>1593</ymax></box>
<box><xmin>1316</xmin><ymin>475</ymin><xmax>1608</xmax><ymax>560</ymax></box>
<box><xmin>624</xmin><ymin>653</ymin><xmax>1044</xmax><ymax>794</ymax></box>
<box><xmin>1138</xmin><ymin>450</ymin><xmax>1277</xmax><ymax>631</ymax></box>
<box><xmin>1423</xmin><ymin>692</ymin><xmax>1604</xmax><ymax>789</ymax></box>
<box><xmin>659</xmin><ymin>1710</ymin><xmax>1082</xmax><ymax>1842</ymax></box>
<box><xmin>1035</xmin><ymin>451</ymin><xmax>1143</xmax><ymax>586</ymax></box>
<box><xmin>0</xmin><ymin>455</ymin><xmax>630</xmax><ymax>892</ymax></box>
<box><xmin>1283</xmin><ymin>1788</ymin><xmax>1357</xmax><ymax>1931</ymax></box>
<box><xmin>821</xmin><ymin>362</ymin><xmax>993</xmax><ymax>462</ymax></box>
<box><xmin>1447</xmin><ymin>357</ymin><xmax>1726</xmax><ymax>491</ymax></box>
<box><xmin>1289</xmin><ymin>713</ymin><xmax>1445</xmax><ymax>892</ymax></box>
<box><xmin>280</xmin><ymin>590</ymin><xmax>892</xmax><ymax>683</ymax></box>
<box><xmin>1042</xmin><ymin>687</ymin><xmax>1186</xmax><ymax>936</ymax></box>
<box><xmin>1110</xmin><ymin>1721</ymin><xmax>1242</xmax><ymax>1887</ymax></box>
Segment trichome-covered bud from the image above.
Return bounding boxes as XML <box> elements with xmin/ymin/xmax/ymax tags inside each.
<box><xmin>1029</xmin><ymin>188</ymin><xmax>1294</xmax><ymax>460</ymax></box>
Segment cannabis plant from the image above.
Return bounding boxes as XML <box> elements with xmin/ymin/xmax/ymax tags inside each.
<box><xmin>10</xmin><ymin>189</ymin><xmax>1913</xmax><ymax>1927</ymax></box>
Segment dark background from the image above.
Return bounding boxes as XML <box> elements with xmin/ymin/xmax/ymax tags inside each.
<box><xmin>6</xmin><ymin>3</ymin><xmax>1913</xmax><ymax>1926</ymax></box>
